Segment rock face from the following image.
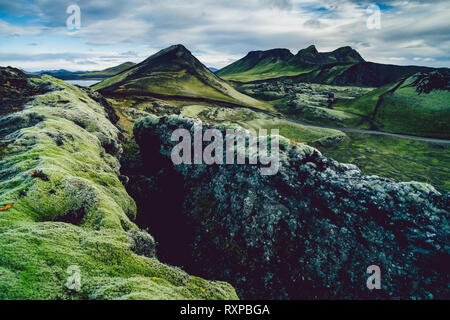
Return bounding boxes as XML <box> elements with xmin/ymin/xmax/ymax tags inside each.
<box><xmin>133</xmin><ymin>115</ymin><xmax>449</xmax><ymax>300</ymax></box>
<box><xmin>0</xmin><ymin>68</ymin><xmax>237</xmax><ymax>300</ymax></box>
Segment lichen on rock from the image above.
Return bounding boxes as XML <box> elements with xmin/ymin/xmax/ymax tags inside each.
<box><xmin>132</xmin><ymin>114</ymin><xmax>449</xmax><ymax>300</ymax></box>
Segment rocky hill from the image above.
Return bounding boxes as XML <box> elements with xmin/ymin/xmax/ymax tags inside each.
<box><xmin>0</xmin><ymin>67</ymin><xmax>237</xmax><ymax>299</ymax></box>
<box><xmin>131</xmin><ymin>114</ymin><xmax>449</xmax><ymax>299</ymax></box>
<box><xmin>93</xmin><ymin>45</ymin><xmax>263</xmax><ymax>109</ymax></box>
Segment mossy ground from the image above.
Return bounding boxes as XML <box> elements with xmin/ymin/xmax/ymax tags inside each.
<box><xmin>0</xmin><ymin>76</ymin><xmax>238</xmax><ymax>300</ymax></box>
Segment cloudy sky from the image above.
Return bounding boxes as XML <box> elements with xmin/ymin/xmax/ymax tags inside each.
<box><xmin>0</xmin><ymin>0</ymin><xmax>449</xmax><ymax>71</ymax></box>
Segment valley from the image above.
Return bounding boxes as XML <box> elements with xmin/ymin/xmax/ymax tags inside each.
<box><xmin>1</xmin><ymin>43</ymin><xmax>449</xmax><ymax>300</ymax></box>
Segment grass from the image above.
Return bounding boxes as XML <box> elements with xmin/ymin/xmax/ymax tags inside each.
<box><xmin>181</xmin><ymin>105</ymin><xmax>345</xmax><ymax>144</ymax></box>
<box><xmin>334</xmin><ymin>76</ymin><xmax>450</xmax><ymax>138</ymax></box>
<box><xmin>218</xmin><ymin>61</ymin><xmax>316</xmax><ymax>82</ymax></box>
<box><xmin>242</xmin><ymin>119</ymin><xmax>344</xmax><ymax>144</ymax></box>
<box><xmin>317</xmin><ymin>133</ymin><xmax>450</xmax><ymax>192</ymax></box>
<box><xmin>375</xmin><ymin>86</ymin><xmax>450</xmax><ymax>138</ymax></box>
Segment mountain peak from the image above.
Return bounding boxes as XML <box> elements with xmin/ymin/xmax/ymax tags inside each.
<box><xmin>293</xmin><ymin>45</ymin><xmax>364</xmax><ymax>64</ymax></box>
<box><xmin>93</xmin><ymin>44</ymin><xmax>261</xmax><ymax>108</ymax></box>
<box><xmin>297</xmin><ymin>45</ymin><xmax>318</xmax><ymax>56</ymax></box>
<box><xmin>332</xmin><ymin>46</ymin><xmax>365</xmax><ymax>63</ymax></box>
<box><xmin>166</xmin><ymin>44</ymin><xmax>189</xmax><ymax>53</ymax></box>
<box><xmin>153</xmin><ymin>44</ymin><xmax>192</xmax><ymax>58</ymax></box>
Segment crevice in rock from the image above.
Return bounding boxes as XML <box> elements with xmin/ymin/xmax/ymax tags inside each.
<box><xmin>119</xmin><ymin>134</ymin><xmax>197</xmax><ymax>271</ymax></box>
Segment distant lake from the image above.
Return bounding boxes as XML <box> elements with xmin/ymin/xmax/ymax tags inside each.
<box><xmin>65</xmin><ymin>80</ymin><xmax>101</xmax><ymax>87</ymax></box>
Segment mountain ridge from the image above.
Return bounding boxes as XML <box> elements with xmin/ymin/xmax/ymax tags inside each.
<box><xmin>32</xmin><ymin>62</ymin><xmax>136</xmax><ymax>80</ymax></box>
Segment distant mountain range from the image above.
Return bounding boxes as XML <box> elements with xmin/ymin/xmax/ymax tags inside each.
<box><xmin>93</xmin><ymin>44</ymin><xmax>264</xmax><ymax>109</ymax></box>
<box><xmin>216</xmin><ymin>45</ymin><xmax>446</xmax><ymax>86</ymax></box>
<box><xmin>30</xmin><ymin>62</ymin><xmax>136</xmax><ymax>80</ymax></box>
<box><xmin>28</xmin><ymin>44</ymin><xmax>447</xmax><ymax>90</ymax></box>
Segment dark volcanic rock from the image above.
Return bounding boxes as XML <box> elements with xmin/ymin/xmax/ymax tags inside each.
<box><xmin>0</xmin><ymin>67</ymin><xmax>53</xmax><ymax>116</ymax></box>
<box><xmin>132</xmin><ymin>115</ymin><xmax>449</xmax><ymax>300</ymax></box>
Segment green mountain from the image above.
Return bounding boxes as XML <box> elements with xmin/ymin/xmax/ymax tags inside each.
<box><xmin>216</xmin><ymin>45</ymin><xmax>365</xmax><ymax>82</ymax></box>
<box><xmin>242</xmin><ymin>61</ymin><xmax>440</xmax><ymax>88</ymax></box>
<box><xmin>334</xmin><ymin>70</ymin><xmax>450</xmax><ymax>138</ymax></box>
<box><xmin>39</xmin><ymin>62</ymin><xmax>136</xmax><ymax>80</ymax></box>
<box><xmin>93</xmin><ymin>45</ymin><xmax>264</xmax><ymax>109</ymax></box>
<box><xmin>294</xmin><ymin>45</ymin><xmax>364</xmax><ymax>65</ymax></box>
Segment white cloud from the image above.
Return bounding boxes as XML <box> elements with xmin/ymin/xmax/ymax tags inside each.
<box><xmin>0</xmin><ymin>0</ymin><xmax>448</xmax><ymax>69</ymax></box>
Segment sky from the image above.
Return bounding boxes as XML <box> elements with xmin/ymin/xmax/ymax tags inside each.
<box><xmin>0</xmin><ymin>0</ymin><xmax>449</xmax><ymax>71</ymax></box>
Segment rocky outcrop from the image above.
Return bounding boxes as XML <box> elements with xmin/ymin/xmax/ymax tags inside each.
<box><xmin>132</xmin><ymin>115</ymin><xmax>449</xmax><ymax>300</ymax></box>
<box><xmin>0</xmin><ymin>68</ymin><xmax>237</xmax><ymax>300</ymax></box>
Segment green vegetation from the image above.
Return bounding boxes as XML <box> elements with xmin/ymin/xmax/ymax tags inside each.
<box><xmin>181</xmin><ymin>105</ymin><xmax>345</xmax><ymax>145</ymax></box>
<box><xmin>317</xmin><ymin>133</ymin><xmax>450</xmax><ymax>192</ymax></box>
<box><xmin>0</xmin><ymin>76</ymin><xmax>238</xmax><ymax>300</ymax></box>
<box><xmin>218</xmin><ymin>60</ymin><xmax>316</xmax><ymax>82</ymax></box>
<box><xmin>334</xmin><ymin>75</ymin><xmax>450</xmax><ymax>138</ymax></box>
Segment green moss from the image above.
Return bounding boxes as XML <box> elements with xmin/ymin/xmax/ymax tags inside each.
<box><xmin>0</xmin><ymin>76</ymin><xmax>238</xmax><ymax>300</ymax></box>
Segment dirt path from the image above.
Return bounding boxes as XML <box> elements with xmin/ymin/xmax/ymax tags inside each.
<box><xmin>286</xmin><ymin>117</ymin><xmax>450</xmax><ymax>145</ymax></box>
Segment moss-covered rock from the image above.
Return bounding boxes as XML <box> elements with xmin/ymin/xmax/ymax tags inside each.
<box><xmin>0</xmin><ymin>68</ymin><xmax>238</xmax><ymax>300</ymax></box>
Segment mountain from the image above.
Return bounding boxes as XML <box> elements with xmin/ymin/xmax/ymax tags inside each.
<box><xmin>28</xmin><ymin>69</ymin><xmax>88</xmax><ymax>77</ymax></box>
<box><xmin>93</xmin><ymin>44</ymin><xmax>264</xmax><ymax>108</ymax></box>
<box><xmin>334</xmin><ymin>70</ymin><xmax>450</xmax><ymax>138</ymax></box>
<box><xmin>216</xmin><ymin>45</ymin><xmax>365</xmax><ymax>82</ymax></box>
<box><xmin>294</xmin><ymin>45</ymin><xmax>364</xmax><ymax>65</ymax></box>
<box><xmin>208</xmin><ymin>67</ymin><xmax>219</xmax><ymax>72</ymax></box>
<box><xmin>35</xmin><ymin>62</ymin><xmax>136</xmax><ymax>80</ymax></box>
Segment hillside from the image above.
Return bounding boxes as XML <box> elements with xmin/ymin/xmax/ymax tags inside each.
<box><xmin>93</xmin><ymin>45</ymin><xmax>265</xmax><ymax>109</ymax></box>
<box><xmin>37</xmin><ymin>62</ymin><xmax>136</xmax><ymax>80</ymax></box>
<box><xmin>216</xmin><ymin>45</ymin><xmax>365</xmax><ymax>82</ymax></box>
<box><xmin>243</xmin><ymin>61</ymin><xmax>440</xmax><ymax>88</ymax></box>
<box><xmin>0</xmin><ymin>67</ymin><xmax>238</xmax><ymax>300</ymax></box>
<box><xmin>334</xmin><ymin>70</ymin><xmax>450</xmax><ymax>138</ymax></box>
